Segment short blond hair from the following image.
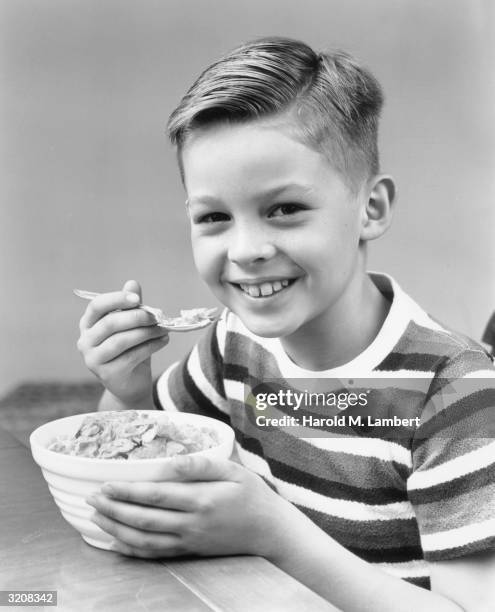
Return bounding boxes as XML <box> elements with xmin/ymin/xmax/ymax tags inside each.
<box><xmin>167</xmin><ymin>37</ymin><xmax>384</xmax><ymax>192</ymax></box>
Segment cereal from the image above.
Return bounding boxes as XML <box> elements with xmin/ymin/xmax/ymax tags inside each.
<box><xmin>47</xmin><ymin>411</ymin><xmax>219</xmax><ymax>459</ymax></box>
<box><xmin>160</xmin><ymin>307</ymin><xmax>217</xmax><ymax>327</ymax></box>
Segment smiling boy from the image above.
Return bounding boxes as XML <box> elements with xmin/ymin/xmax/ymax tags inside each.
<box><xmin>79</xmin><ymin>38</ymin><xmax>495</xmax><ymax>610</ymax></box>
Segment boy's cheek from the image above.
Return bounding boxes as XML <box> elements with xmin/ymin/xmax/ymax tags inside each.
<box><xmin>191</xmin><ymin>243</ymin><xmax>222</xmax><ymax>282</ymax></box>
<box><xmin>190</xmin><ymin>244</ymin><xmax>209</xmax><ymax>276</ymax></box>
<box><xmin>191</xmin><ymin>254</ymin><xmax>214</xmax><ymax>284</ymax></box>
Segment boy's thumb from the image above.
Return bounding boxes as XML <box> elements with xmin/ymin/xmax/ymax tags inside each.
<box><xmin>123</xmin><ymin>279</ymin><xmax>142</xmax><ymax>301</ymax></box>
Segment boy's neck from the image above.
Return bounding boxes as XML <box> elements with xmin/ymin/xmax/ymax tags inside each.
<box><xmin>280</xmin><ymin>274</ymin><xmax>391</xmax><ymax>371</ymax></box>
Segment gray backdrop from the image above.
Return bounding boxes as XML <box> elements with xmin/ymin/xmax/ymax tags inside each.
<box><xmin>1</xmin><ymin>0</ymin><xmax>494</xmax><ymax>394</ymax></box>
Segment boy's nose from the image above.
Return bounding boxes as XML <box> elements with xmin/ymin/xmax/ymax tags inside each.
<box><xmin>227</xmin><ymin>229</ymin><xmax>277</xmax><ymax>265</ymax></box>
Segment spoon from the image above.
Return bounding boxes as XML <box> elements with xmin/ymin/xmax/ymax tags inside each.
<box><xmin>73</xmin><ymin>289</ymin><xmax>217</xmax><ymax>332</ymax></box>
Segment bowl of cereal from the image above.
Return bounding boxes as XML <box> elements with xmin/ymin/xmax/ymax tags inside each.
<box><xmin>30</xmin><ymin>410</ymin><xmax>235</xmax><ymax>550</ymax></box>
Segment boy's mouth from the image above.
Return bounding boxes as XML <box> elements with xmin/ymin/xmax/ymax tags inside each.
<box><xmin>230</xmin><ymin>278</ymin><xmax>297</xmax><ymax>298</ymax></box>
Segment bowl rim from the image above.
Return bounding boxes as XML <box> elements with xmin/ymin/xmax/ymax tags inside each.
<box><xmin>29</xmin><ymin>410</ymin><xmax>235</xmax><ymax>466</ymax></box>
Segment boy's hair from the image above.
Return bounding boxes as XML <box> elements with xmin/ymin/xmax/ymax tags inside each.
<box><xmin>167</xmin><ymin>37</ymin><xmax>384</xmax><ymax>192</ymax></box>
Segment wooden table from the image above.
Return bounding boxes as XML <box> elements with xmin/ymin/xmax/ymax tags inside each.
<box><xmin>0</xmin><ymin>427</ymin><xmax>337</xmax><ymax>611</ymax></box>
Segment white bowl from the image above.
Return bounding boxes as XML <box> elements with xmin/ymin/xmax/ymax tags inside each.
<box><xmin>30</xmin><ymin>411</ymin><xmax>235</xmax><ymax>550</ymax></box>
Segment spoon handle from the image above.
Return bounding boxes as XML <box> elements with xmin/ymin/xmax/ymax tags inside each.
<box><xmin>73</xmin><ymin>289</ymin><xmax>163</xmax><ymax>318</ymax></box>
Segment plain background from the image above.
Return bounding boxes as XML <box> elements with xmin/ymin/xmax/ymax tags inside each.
<box><xmin>1</xmin><ymin>0</ymin><xmax>494</xmax><ymax>396</ymax></box>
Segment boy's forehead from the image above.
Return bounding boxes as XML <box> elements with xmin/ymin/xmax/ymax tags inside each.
<box><xmin>182</xmin><ymin>120</ymin><xmax>342</xmax><ymax>197</ymax></box>
<box><xmin>183</xmin><ymin>119</ymin><xmax>312</xmax><ymax>159</ymax></box>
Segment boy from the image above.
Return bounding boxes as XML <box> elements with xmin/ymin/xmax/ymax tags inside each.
<box><xmin>78</xmin><ymin>38</ymin><xmax>495</xmax><ymax>610</ymax></box>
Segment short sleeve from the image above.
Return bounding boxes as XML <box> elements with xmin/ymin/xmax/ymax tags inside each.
<box><xmin>153</xmin><ymin>311</ymin><xmax>231</xmax><ymax>424</ymax></box>
<box><xmin>408</xmin><ymin>347</ymin><xmax>495</xmax><ymax>561</ymax></box>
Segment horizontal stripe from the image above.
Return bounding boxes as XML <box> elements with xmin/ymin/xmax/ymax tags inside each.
<box><xmin>269</xmin><ymin>458</ymin><xmax>408</xmax><ymax>505</ymax></box>
<box><xmin>237</xmin><ymin>443</ymin><xmax>415</xmax><ymax>521</ymax></box>
<box><xmin>421</xmin><ymin>518</ymin><xmax>495</xmax><ymax>552</ymax></box>
<box><xmin>236</xmin><ymin>443</ymin><xmax>274</xmax><ymax>481</ymax></box>
<box><xmin>300</xmin><ymin>506</ymin><xmax>421</xmax><ymax>550</ymax></box>
<box><xmin>181</xmin><ymin>358</ymin><xmax>230</xmax><ymax>423</ymax></box>
<box><xmin>409</xmin><ymin>466</ymin><xmax>495</xmax><ymax>505</ymax></box>
<box><xmin>392</xmin><ymin>321</ymin><xmax>455</xmax><ymax>356</ymax></box>
<box><xmin>415</xmin><ymin>390</ymin><xmax>495</xmax><ymax>443</ymax></box>
<box><xmin>408</xmin><ymin>441</ymin><xmax>495</xmax><ymax>490</ymax></box>
<box><xmin>224</xmin><ymin>363</ymin><xmax>253</xmax><ymax>384</ymax></box>
<box><xmin>235</xmin><ymin>430</ymin><xmax>266</xmax><ymax>459</ymax></box>
<box><xmin>227</xmin><ymin>331</ymin><xmax>281</xmax><ymax>375</ymax></box>
<box><xmin>226</xmin><ymin>402</ymin><xmax>414</xmax><ymax>488</ymax></box>
<box><xmin>216</xmin><ymin>310</ymin><xmax>227</xmax><ymax>359</ymax></box>
<box><xmin>420</xmin><ymin>377</ymin><xmax>495</xmax><ymax>425</ymax></box>
<box><xmin>261</xmin><ymin>446</ymin><xmax>408</xmax><ymax>498</ymax></box>
<box><xmin>224</xmin><ymin>379</ymin><xmax>247</xmax><ymax>403</ymax></box>
<box><xmin>424</xmin><ymin>534</ymin><xmax>495</xmax><ymax>562</ymax></box>
<box><xmin>188</xmin><ymin>345</ymin><xmax>230</xmax><ymax>415</ymax></box>
<box><xmin>412</xmin><ymin>436</ymin><xmax>492</xmax><ymax>477</ymax></box>
<box><xmin>440</xmin><ymin>350</ymin><xmax>495</xmax><ymax>377</ymax></box>
<box><xmin>464</xmin><ymin>369</ymin><xmax>495</xmax><ymax>379</ymax></box>
<box><xmin>361</xmin><ymin>370</ymin><xmax>435</xmax><ymax>379</ymax></box>
<box><xmin>403</xmin><ymin>576</ymin><xmax>431</xmax><ymax>590</ymax></box>
<box><xmin>376</xmin><ymin>352</ymin><xmax>443</xmax><ymax>372</ymax></box>
<box><xmin>347</xmin><ymin>544</ymin><xmax>423</xmax><ymax>564</ymax></box>
<box><xmin>275</xmin><ymin>479</ymin><xmax>415</xmax><ymax>521</ymax></box>
<box><xmin>300</xmin><ymin>436</ymin><xmax>412</xmax><ymax>467</ymax></box>
<box><xmin>414</xmin><ymin>483</ymin><xmax>495</xmax><ymax>538</ymax></box>
<box><xmin>155</xmin><ymin>362</ymin><xmax>180</xmax><ymax>411</ymax></box>
<box><xmin>197</xmin><ymin>321</ymin><xmax>229</xmax><ymax>399</ymax></box>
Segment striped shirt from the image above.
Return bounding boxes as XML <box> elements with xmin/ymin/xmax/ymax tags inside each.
<box><xmin>154</xmin><ymin>273</ymin><xmax>495</xmax><ymax>589</ymax></box>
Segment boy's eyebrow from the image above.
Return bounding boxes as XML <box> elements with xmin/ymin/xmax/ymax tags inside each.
<box><xmin>188</xmin><ymin>182</ymin><xmax>315</xmax><ymax>206</ymax></box>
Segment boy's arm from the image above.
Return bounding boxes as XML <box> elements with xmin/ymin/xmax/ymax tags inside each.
<box><xmin>271</xmin><ymin>501</ymin><xmax>493</xmax><ymax>611</ymax></box>
<box><xmin>97</xmin><ymin>388</ymin><xmax>155</xmax><ymax>412</ymax></box>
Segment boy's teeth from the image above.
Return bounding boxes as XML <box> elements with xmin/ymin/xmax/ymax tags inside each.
<box><xmin>260</xmin><ymin>283</ymin><xmax>273</xmax><ymax>296</ymax></box>
<box><xmin>239</xmin><ymin>279</ymin><xmax>292</xmax><ymax>298</ymax></box>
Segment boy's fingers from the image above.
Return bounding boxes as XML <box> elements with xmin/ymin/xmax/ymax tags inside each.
<box><xmin>123</xmin><ymin>335</ymin><xmax>170</xmax><ymax>366</ymax></box>
<box><xmin>88</xmin><ymin>308</ymin><xmax>160</xmax><ymax>346</ymax></box>
<box><xmin>84</xmin><ymin>335</ymin><xmax>168</xmax><ymax>376</ymax></box>
<box><xmin>109</xmin><ymin>541</ymin><xmax>167</xmax><ymax>560</ymax></box>
<box><xmin>79</xmin><ymin>290</ymin><xmax>141</xmax><ymax>330</ymax></box>
<box><xmin>87</xmin><ymin>494</ymin><xmax>186</xmax><ymax>532</ymax></box>
<box><xmin>172</xmin><ymin>455</ymin><xmax>243</xmax><ymax>483</ymax></box>
<box><xmin>122</xmin><ymin>279</ymin><xmax>142</xmax><ymax>301</ymax></box>
<box><xmin>92</xmin><ymin>328</ymin><xmax>169</xmax><ymax>365</ymax></box>
<box><xmin>90</xmin><ymin>510</ymin><xmax>184</xmax><ymax>555</ymax></box>
<box><xmin>99</xmin><ymin>481</ymin><xmax>199</xmax><ymax>511</ymax></box>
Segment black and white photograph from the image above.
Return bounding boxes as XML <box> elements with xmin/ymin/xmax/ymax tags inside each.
<box><xmin>1</xmin><ymin>1</ymin><xmax>494</xmax><ymax>610</ymax></box>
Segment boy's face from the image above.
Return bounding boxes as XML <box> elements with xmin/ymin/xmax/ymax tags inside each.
<box><xmin>182</xmin><ymin>120</ymin><xmax>367</xmax><ymax>339</ymax></box>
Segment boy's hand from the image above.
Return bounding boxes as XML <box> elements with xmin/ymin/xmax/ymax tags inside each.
<box><xmin>77</xmin><ymin>280</ymin><xmax>169</xmax><ymax>407</ymax></box>
<box><xmin>86</xmin><ymin>455</ymin><xmax>293</xmax><ymax>560</ymax></box>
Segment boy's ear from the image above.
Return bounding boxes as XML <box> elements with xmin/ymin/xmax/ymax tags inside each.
<box><xmin>360</xmin><ymin>175</ymin><xmax>396</xmax><ymax>242</ymax></box>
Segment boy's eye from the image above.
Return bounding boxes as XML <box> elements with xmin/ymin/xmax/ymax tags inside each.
<box><xmin>269</xmin><ymin>203</ymin><xmax>304</xmax><ymax>217</ymax></box>
<box><xmin>196</xmin><ymin>212</ymin><xmax>230</xmax><ymax>224</ymax></box>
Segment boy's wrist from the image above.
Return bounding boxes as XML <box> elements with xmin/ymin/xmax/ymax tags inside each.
<box><xmin>98</xmin><ymin>389</ymin><xmax>155</xmax><ymax>412</ymax></box>
<box><xmin>259</xmin><ymin>494</ymin><xmax>313</xmax><ymax>565</ymax></box>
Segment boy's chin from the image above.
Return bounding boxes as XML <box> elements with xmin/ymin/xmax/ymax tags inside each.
<box><xmin>239</xmin><ymin>316</ymin><xmax>300</xmax><ymax>339</ymax></box>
